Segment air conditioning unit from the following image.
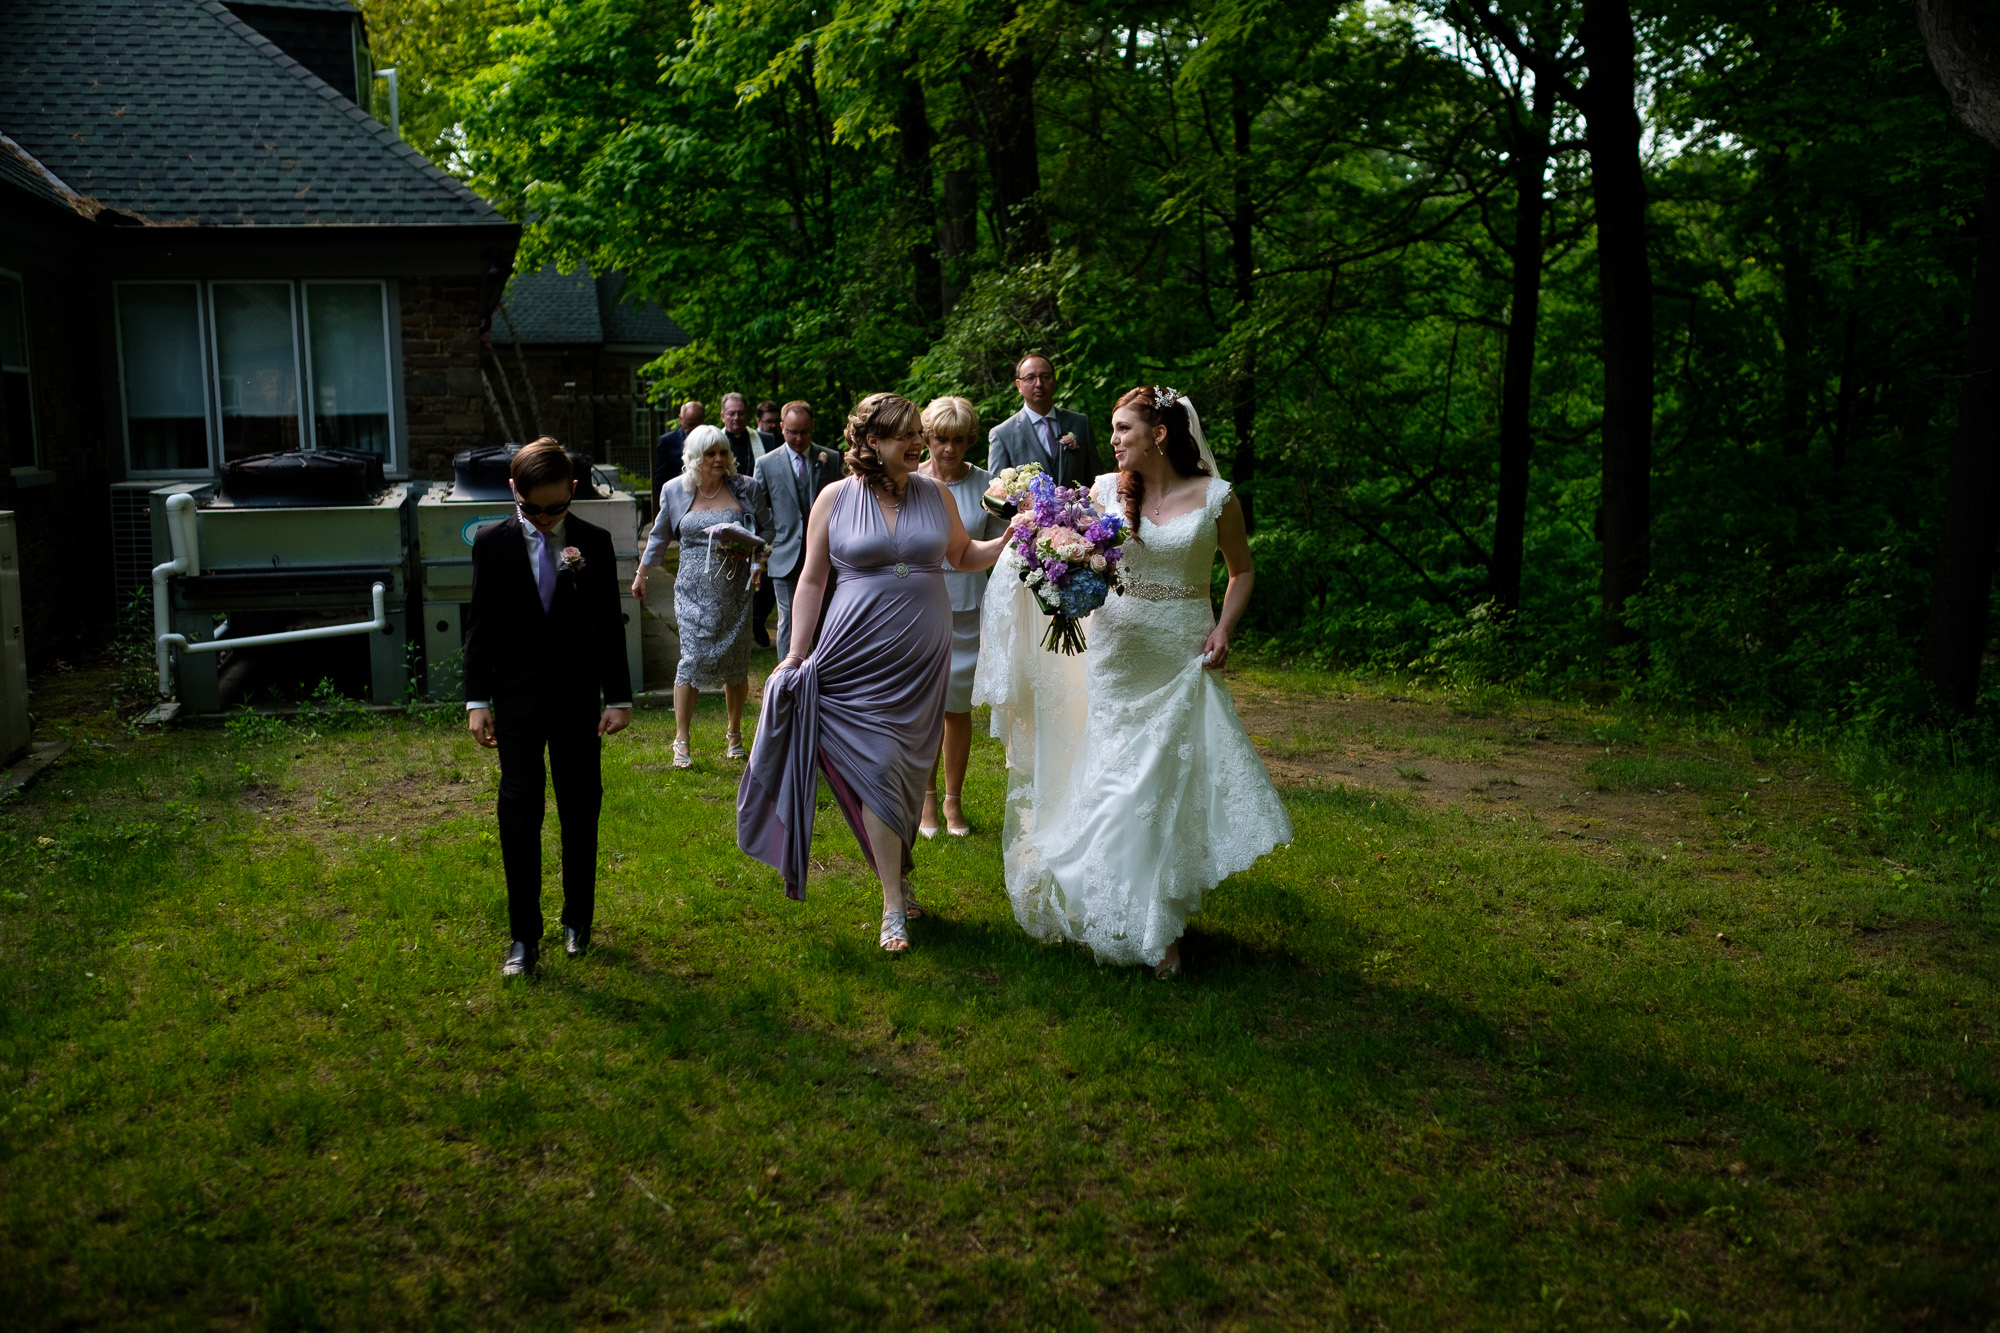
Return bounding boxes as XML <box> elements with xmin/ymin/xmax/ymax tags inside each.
<box><xmin>0</xmin><ymin>512</ymin><xmax>29</xmax><ymax>765</ymax></box>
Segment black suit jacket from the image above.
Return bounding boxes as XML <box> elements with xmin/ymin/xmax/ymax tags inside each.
<box><xmin>464</xmin><ymin>514</ymin><xmax>632</xmax><ymax>714</ymax></box>
<box><xmin>653</xmin><ymin>427</ymin><xmax>690</xmax><ymax>504</ymax></box>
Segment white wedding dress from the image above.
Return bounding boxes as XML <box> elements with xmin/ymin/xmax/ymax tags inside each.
<box><xmin>973</xmin><ymin>474</ymin><xmax>1293</xmax><ymax>966</ymax></box>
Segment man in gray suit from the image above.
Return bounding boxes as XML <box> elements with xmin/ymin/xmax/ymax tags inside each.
<box><xmin>753</xmin><ymin>400</ymin><xmax>844</xmax><ymax>658</ymax></box>
<box><xmin>986</xmin><ymin>353</ymin><xmax>1100</xmax><ymax>487</ymax></box>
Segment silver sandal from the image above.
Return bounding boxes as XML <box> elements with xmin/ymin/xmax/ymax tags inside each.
<box><xmin>879</xmin><ymin>906</ymin><xmax>909</xmax><ymax>952</ymax></box>
<box><xmin>725</xmin><ymin>731</ymin><xmax>748</xmax><ymax>760</ymax></box>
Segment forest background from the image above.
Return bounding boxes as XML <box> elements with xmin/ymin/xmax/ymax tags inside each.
<box><xmin>358</xmin><ymin>0</ymin><xmax>2000</xmax><ymax>732</ymax></box>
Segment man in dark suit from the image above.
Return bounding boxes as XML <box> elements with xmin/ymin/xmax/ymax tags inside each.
<box><xmin>751</xmin><ymin>400</ymin><xmax>843</xmax><ymax>659</ymax></box>
<box><xmin>465</xmin><ymin>439</ymin><xmax>634</xmax><ymax>977</ymax></box>
<box><xmin>750</xmin><ymin>399</ymin><xmax>784</xmax><ymax>646</ymax></box>
<box><xmin>651</xmin><ymin>399</ymin><xmax>705</xmax><ymax>506</ymax></box>
<box><xmin>986</xmin><ymin>353</ymin><xmax>1100</xmax><ymax>487</ymax></box>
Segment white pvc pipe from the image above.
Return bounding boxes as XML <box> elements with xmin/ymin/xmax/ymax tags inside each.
<box><xmin>152</xmin><ymin>492</ymin><xmax>393</xmax><ymax>696</ymax></box>
<box><xmin>151</xmin><ymin>493</ymin><xmax>196</xmax><ymax>695</ymax></box>
<box><xmin>159</xmin><ymin>582</ymin><xmax>388</xmax><ymax>659</ymax></box>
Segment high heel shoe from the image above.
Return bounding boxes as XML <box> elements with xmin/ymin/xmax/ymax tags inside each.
<box><xmin>943</xmin><ymin>793</ymin><xmax>971</xmax><ymax>837</ymax></box>
<box><xmin>725</xmin><ymin>730</ymin><xmax>748</xmax><ymax>760</ymax></box>
<box><xmin>671</xmin><ymin>740</ymin><xmax>693</xmax><ymax>769</ymax></box>
<box><xmin>917</xmin><ymin>793</ymin><xmax>940</xmax><ymax>840</ymax></box>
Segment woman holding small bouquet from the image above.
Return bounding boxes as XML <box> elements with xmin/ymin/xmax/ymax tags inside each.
<box><xmin>975</xmin><ymin>386</ymin><xmax>1292</xmax><ymax>978</ymax></box>
<box><xmin>738</xmin><ymin>393</ymin><xmax>1011</xmax><ymax>951</ymax></box>
<box><xmin>917</xmin><ymin>396</ymin><xmax>1008</xmax><ymax>838</ymax></box>
<box><xmin>633</xmin><ymin>424</ymin><xmax>773</xmax><ymax>768</ymax></box>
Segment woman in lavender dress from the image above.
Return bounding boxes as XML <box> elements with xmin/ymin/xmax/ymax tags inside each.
<box><xmin>738</xmin><ymin>393</ymin><xmax>1010</xmax><ymax>951</ymax></box>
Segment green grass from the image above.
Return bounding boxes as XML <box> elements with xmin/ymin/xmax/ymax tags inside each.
<box><xmin>1586</xmin><ymin>754</ymin><xmax>1744</xmax><ymax>792</ymax></box>
<box><xmin>1</xmin><ymin>662</ymin><xmax>1997</xmax><ymax>1328</ymax></box>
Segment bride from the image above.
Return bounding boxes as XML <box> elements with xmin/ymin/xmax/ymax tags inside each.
<box><xmin>974</xmin><ymin>385</ymin><xmax>1293</xmax><ymax>978</ymax></box>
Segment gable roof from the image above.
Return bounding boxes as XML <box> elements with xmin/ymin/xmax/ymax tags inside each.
<box><xmin>0</xmin><ymin>0</ymin><xmax>510</xmax><ymax>228</ymax></box>
<box><xmin>499</xmin><ymin>263</ymin><xmax>689</xmax><ymax>351</ymax></box>
<box><xmin>598</xmin><ymin>270</ymin><xmax>688</xmax><ymax>348</ymax></box>
<box><xmin>0</xmin><ymin>133</ymin><xmax>95</xmax><ymax>220</ymax></box>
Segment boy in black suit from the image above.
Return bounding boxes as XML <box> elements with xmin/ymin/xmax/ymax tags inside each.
<box><xmin>465</xmin><ymin>439</ymin><xmax>633</xmax><ymax>976</ymax></box>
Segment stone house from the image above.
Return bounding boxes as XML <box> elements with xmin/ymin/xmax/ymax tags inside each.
<box><xmin>489</xmin><ymin>262</ymin><xmax>689</xmax><ymax>481</ymax></box>
<box><xmin>0</xmin><ymin>0</ymin><xmax>520</xmax><ymax>663</ymax></box>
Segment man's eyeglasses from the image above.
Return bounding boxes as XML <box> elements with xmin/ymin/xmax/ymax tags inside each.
<box><xmin>517</xmin><ymin>499</ymin><xmax>572</xmax><ymax>518</ymax></box>
<box><xmin>1016</xmin><ymin>372</ymin><xmax>1054</xmax><ymax>384</ymax></box>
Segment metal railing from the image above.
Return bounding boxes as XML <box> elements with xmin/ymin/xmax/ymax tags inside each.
<box><xmin>151</xmin><ymin>493</ymin><xmax>388</xmax><ymax>697</ymax></box>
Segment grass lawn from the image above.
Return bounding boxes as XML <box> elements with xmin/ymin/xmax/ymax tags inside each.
<box><xmin>0</xmin><ymin>655</ymin><xmax>1996</xmax><ymax>1329</ymax></box>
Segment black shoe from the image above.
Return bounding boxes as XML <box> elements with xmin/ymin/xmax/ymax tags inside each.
<box><xmin>564</xmin><ymin>926</ymin><xmax>591</xmax><ymax>958</ymax></box>
<box><xmin>754</xmin><ymin>633</ymin><xmax>772</xmax><ymax>647</ymax></box>
<box><xmin>501</xmin><ymin>941</ymin><xmax>538</xmax><ymax>977</ymax></box>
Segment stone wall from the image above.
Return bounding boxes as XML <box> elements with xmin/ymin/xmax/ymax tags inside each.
<box><xmin>399</xmin><ymin>276</ymin><xmax>491</xmax><ymax>480</ymax></box>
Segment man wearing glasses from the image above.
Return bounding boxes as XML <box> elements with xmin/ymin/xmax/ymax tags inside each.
<box><xmin>986</xmin><ymin>354</ymin><xmax>1099</xmax><ymax>487</ymax></box>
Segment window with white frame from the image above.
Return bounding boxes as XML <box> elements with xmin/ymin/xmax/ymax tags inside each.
<box><xmin>115</xmin><ymin>279</ymin><xmax>398</xmax><ymax>475</ymax></box>
<box><xmin>0</xmin><ymin>272</ymin><xmax>36</xmax><ymax>471</ymax></box>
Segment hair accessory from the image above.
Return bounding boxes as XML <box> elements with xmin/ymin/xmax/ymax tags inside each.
<box><xmin>1153</xmin><ymin>386</ymin><xmax>1184</xmax><ymax>410</ymax></box>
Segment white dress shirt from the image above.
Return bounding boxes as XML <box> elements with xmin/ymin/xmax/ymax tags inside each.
<box><xmin>466</xmin><ymin>515</ymin><xmax>632</xmax><ymax>711</ymax></box>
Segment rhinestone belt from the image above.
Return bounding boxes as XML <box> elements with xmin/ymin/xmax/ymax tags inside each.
<box><xmin>1123</xmin><ymin>578</ymin><xmax>1206</xmax><ymax>602</ymax></box>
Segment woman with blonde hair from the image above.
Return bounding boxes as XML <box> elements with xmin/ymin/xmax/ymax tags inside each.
<box><xmin>738</xmin><ymin>392</ymin><xmax>1010</xmax><ymax>951</ymax></box>
<box><xmin>633</xmin><ymin>423</ymin><xmax>772</xmax><ymax>767</ymax></box>
<box><xmin>915</xmin><ymin>395</ymin><xmax>1007</xmax><ymax>837</ymax></box>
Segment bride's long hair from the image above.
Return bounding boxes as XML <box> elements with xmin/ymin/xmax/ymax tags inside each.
<box><xmin>1114</xmin><ymin>386</ymin><xmax>1210</xmax><ymax>541</ymax></box>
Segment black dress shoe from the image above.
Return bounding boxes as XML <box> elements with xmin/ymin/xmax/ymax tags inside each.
<box><xmin>501</xmin><ymin>941</ymin><xmax>538</xmax><ymax>976</ymax></box>
<box><xmin>564</xmin><ymin>926</ymin><xmax>591</xmax><ymax>958</ymax></box>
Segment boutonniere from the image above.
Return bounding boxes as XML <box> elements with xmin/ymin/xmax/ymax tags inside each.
<box><xmin>558</xmin><ymin>546</ymin><xmax>585</xmax><ymax>574</ymax></box>
<box><xmin>1059</xmin><ymin>432</ymin><xmax>1079</xmax><ymax>452</ymax></box>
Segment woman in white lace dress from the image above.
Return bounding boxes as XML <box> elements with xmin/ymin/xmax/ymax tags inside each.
<box><xmin>975</xmin><ymin>386</ymin><xmax>1292</xmax><ymax>978</ymax></box>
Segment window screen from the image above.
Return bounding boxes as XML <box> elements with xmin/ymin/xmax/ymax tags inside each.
<box><xmin>212</xmin><ymin>282</ymin><xmax>302</xmax><ymax>459</ymax></box>
<box><xmin>305</xmin><ymin>283</ymin><xmax>392</xmax><ymax>457</ymax></box>
<box><xmin>117</xmin><ymin>284</ymin><xmax>210</xmax><ymax>472</ymax></box>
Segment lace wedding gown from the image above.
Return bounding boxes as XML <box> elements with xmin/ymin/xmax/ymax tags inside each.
<box><xmin>974</xmin><ymin>475</ymin><xmax>1293</xmax><ymax>966</ymax></box>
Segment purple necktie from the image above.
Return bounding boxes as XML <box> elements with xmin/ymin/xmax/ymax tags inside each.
<box><xmin>1040</xmin><ymin>415</ymin><xmax>1058</xmax><ymax>463</ymax></box>
<box><xmin>537</xmin><ymin>530</ymin><xmax>557</xmax><ymax>612</ymax></box>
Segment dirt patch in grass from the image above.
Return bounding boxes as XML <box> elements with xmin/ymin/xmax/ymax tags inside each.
<box><xmin>1230</xmin><ymin>680</ymin><xmax>1843</xmax><ymax>860</ymax></box>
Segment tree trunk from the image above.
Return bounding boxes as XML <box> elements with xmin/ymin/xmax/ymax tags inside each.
<box><xmin>1922</xmin><ymin>147</ymin><xmax>2000</xmax><ymax>712</ymax></box>
<box><xmin>897</xmin><ymin>76</ymin><xmax>942</xmax><ymax>333</ymax></box>
<box><xmin>965</xmin><ymin>46</ymin><xmax>1046</xmax><ymax>259</ymax></box>
<box><xmin>1915</xmin><ymin>1</ymin><xmax>2000</xmax><ymax>712</ymax></box>
<box><xmin>1230</xmin><ymin>73</ymin><xmax>1257</xmax><ymax>530</ymax></box>
<box><xmin>938</xmin><ymin>166</ymin><xmax>975</xmax><ymax>313</ymax></box>
<box><xmin>1581</xmin><ymin>0</ymin><xmax>1653</xmax><ymax>646</ymax></box>
<box><xmin>1491</xmin><ymin>79</ymin><xmax>1552</xmax><ymax>616</ymax></box>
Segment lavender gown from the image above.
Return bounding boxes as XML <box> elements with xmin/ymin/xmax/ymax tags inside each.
<box><xmin>739</xmin><ymin>475</ymin><xmax>954</xmax><ymax>899</ymax></box>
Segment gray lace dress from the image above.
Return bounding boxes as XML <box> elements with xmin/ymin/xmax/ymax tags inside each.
<box><xmin>675</xmin><ymin>507</ymin><xmax>757</xmax><ymax>689</ymax></box>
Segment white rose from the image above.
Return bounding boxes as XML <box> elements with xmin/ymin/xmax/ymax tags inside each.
<box><xmin>1089</xmin><ymin>553</ymin><xmax>1107</xmax><ymax>572</ymax></box>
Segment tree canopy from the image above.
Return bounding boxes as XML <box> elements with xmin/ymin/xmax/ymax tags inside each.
<box><xmin>362</xmin><ymin>0</ymin><xmax>2000</xmax><ymax>723</ymax></box>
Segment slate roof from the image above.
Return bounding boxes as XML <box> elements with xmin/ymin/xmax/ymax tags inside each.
<box><xmin>225</xmin><ymin>0</ymin><xmax>358</xmax><ymax>11</ymax></box>
<box><xmin>0</xmin><ymin>0</ymin><xmax>510</xmax><ymax>228</ymax></box>
<box><xmin>0</xmin><ymin>133</ymin><xmax>93</xmax><ymax>218</ymax></box>
<box><xmin>499</xmin><ymin>263</ymin><xmax>689</xmax><ymax>350</ymax></box>
<box><xmin>599</xmin><ymin>270</ymin><xmax>688</xmax><ymax>347</ymax></box>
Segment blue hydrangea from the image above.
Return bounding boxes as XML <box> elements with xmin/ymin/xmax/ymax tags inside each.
<box><xmin>1059</xmin><ymin>569</ymin><xmax>1110</xmax><ymax>618</ymax></box>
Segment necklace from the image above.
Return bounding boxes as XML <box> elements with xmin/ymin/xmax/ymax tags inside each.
<box><xmin>697</xmin><ymin>478</ymin><xmax>726</xmax><ymax>500</ymax></box>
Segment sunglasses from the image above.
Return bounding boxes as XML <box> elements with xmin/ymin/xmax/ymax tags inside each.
<box><xmin>517</xmin><ymin>499</ymin><xmax>572</xmax><ymax>518</ymax></box>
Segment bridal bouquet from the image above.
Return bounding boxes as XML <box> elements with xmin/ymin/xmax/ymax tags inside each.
<box><xmin>995</xmin><ymin>472</ymin><xmax>1127</xmax><ymax>654</ymax></box>
<box><xmin>981</xmin><ymin>462</ymin><xmax>1046</xmax><ymax>517</ymax></box>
